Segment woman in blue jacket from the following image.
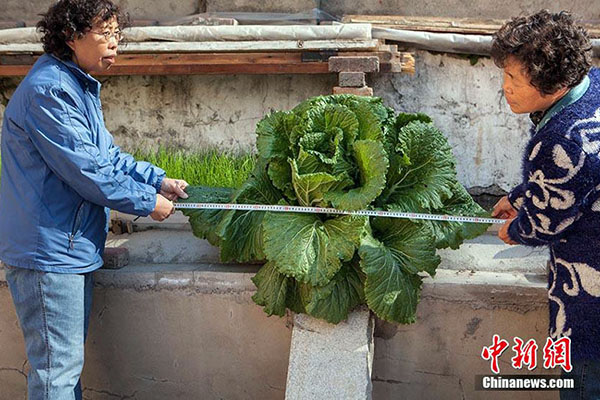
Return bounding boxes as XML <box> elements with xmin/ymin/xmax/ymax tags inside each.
<box><xmin>0</xmin><ymin>0</ymin><xmax>188</xmax><ymax>398</ymax></box>
<box><xmin>491</xmin><ymin>10</ymin><xmax>600</xmax><ymax>399</ymax></box>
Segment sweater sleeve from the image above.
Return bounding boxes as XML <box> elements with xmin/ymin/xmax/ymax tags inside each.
<box><xmin>507</xmin><ymin>183</ymin><xmax>525</xmax><ymax>210</ymax></box>
<box><xmin>508</xmin><ymin>134</ymin><xmax>598</xmax><ymax>246</ymax></box>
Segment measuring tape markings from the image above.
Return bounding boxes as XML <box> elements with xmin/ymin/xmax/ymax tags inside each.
<box><xmin>174</xmin><ymin>202</ymin><xmax>505</xmax><ymax>225</ymax></box>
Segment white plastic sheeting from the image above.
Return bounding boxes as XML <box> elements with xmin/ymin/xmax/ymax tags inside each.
<box><xmin>373</xmin><ymin>27</ymin><xmax>600</xmax><ymax>57</ymax></box>
<box><xmin>1</xmin><ymin>24</ymin><xmax>598</xmax><ymax>56</ymax></box>
<box><xmin>373</xmin><ymin>27</ymin><xmax>492</xmax><ymax>55</ymax></box>
<box><xmin>0</xmin><ymin>24</ymin><xmax>371</xmax><ymax>45</ymax></box>
<box><xmin>124</xmin><ymin>24</ymin><xmax>371</xmax><ymax>42</ymax></box>
<box><xmin>0</xmin><ymin>27</ymin><xmax>40</xmax><ymax>44</ymax></box>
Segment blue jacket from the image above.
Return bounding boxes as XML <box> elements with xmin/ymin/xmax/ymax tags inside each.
<box><xmin>0</xmin><ymin>54</ymin><xmax>165</xmax><ymax>273</ymax></box>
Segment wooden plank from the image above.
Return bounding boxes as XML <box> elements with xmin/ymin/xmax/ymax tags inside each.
<box><xmin>343</xmin><ymin>15</ymin><xmax>504</xmax><ymax>34</ymax></box>
<box><xmin>95</xmin><ymin>63</ymin><xmax>330</xmax><ymax>75</ymax></box>
<box><xmin>0</xmin><ymin>50</ymin><xmax>414</xmax><ymax>76</ymax></box>
<box><xmin>0</xmin><ymin>50</ymin><xmax>412</xmax><ymax>66</ymax></box>
<box><xmin>343</xmin><ymin>15</ymin><xmax>600</xmax><ymax>38</ymax></box>
<box><xmin>0</xmin><ymin>65</ymin><xmax>29</xmax><ymax>75</ymax></box>
<box><xmin>114</xmin><ymin>52</ymin><xmax>304</xmax><ymax>65</ymax></box>
<box><xmin>0</xmin><ymin>63</ymin><xmax>330</xmax><ymax>76</ymax></box>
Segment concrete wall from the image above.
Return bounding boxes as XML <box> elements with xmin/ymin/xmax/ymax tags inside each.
<box><xmin>100</xmin><ymin>74</ymin><xmax>337</xmax><ymax>152</ymax></box>
<box><xmin>0</xmin><ymin>51</ymin><xmax>541</xmax><ymax>193</ymax></box>
<box><xmin>373</xmin><ymin>270</ymin><xmax>557</xmax><ymax>400</ymax></box>
<box><xmin>0</xmin><ymin>263</ymin><xmax>293</xmax><ymax>400</ymax></box>
<box><xmin>5</xmin><ymin>0</ymin><xmax>599</xmax><ymax>24</ymax></box>
<box><xmin>205</xmin><ymin>0</ymin><xmax>318</xmax><ymax>13</ymax></box>
<box><xmin>322</xmin><ymin>0</ymin><xmax>600</xmax><ymax>19</ymax></box>
<box><xmin>374</xmin><ymin>51</ymin><xmax>543</xmax><ymax>192</ymax></box>
<box><xmin>0</xmin><ymin>73</ymin><xmax>336</xmax><ymax>152</ymax></box>
<box><xmin>1</xmin><ymin>0</ymin><xmax>203</xmax><ymax>23</ymax></box>
<box><xmin>0</xmin><ymin>230</ymin><xmax>560</xmax><ymax>400</ymax></box>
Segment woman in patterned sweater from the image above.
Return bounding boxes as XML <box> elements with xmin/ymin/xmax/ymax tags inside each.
<box><xmin>491</xmin><ymin>10</ymin><xmax>600</xmax><ymax>399</ymax></box>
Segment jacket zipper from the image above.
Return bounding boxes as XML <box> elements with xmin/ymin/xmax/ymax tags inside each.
<box><xmin>69</xmin><ymin>200</ymin><xmax>85</xmax><ymax>250</ymax></box>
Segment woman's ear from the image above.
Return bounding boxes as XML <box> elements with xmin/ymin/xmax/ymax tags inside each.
<box><xmin>64</xmin><ymin>30</ymin><xmax>76</xmax><ymax>51</ymax></box>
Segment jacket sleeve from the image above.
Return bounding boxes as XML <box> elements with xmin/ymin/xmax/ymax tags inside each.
<box><xmin>508</xmin><ymin>134</ymin><xmax>598</xmax><ymax>246</ymax></box>
<box><xmin>23</xmin><ymin>85</ymin><xmax>157</xmax><ymax>216</ymax></box>
<box><xmin>107</xmin><ymin>133</ymin><xmax>165</xmax><ymax>192</ymax></box>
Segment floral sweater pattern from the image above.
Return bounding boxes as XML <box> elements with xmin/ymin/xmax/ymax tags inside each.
<box><xmin>508</xmin><ymin>68</ymin><xmax>600</xmax><ymax>360</ymax></box>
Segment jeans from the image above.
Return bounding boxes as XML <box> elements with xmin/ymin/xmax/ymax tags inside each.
<box><xmin>561</xmin><ymin>360</ymin><xmax>600</xmax><ymax>400</ymax></box>
<box><xmin>5</xmin><ymin>264</ymin><xmax>94</xmax><ymax>400</ymax></box>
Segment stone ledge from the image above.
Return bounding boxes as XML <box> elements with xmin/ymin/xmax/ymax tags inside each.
<box><xmin>106</xmin><ymin>228</ymin><xmax>549</xmax><ymax>274</ymax></box>
<box><xmin>92</xmin><ymin>263</ymin><xmax>260</xmax><ymax>292</ymax></box>
<box><xmin>423</xmin><ymin>269</ymin><xmax>547</xmax><ymax>313</ymax></box>
<box><xmin>0</xmin><ymin>263</ymin><xmax>547</xmax><ymax>311</ymax></box>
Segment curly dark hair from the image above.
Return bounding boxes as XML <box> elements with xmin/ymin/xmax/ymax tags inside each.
<box><xmin>491</xmin><ymin>10</ymin><xmax>592</xmax><ymax>95</ymax></box>
<box><xmin>37</xmin><ymin>0</ymin><xmax>129</xmax><ymax>60</ymax></box>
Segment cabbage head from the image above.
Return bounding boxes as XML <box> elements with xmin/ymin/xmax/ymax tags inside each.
<box><xmin>181</xmin><ymin>95</ymin><xmax>489</xmax><ymax>324</ymax></box>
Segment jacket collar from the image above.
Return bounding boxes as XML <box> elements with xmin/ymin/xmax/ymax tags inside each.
<box><xmin>48</xmin><ymin>53</ymin><xmax>101</xmax><ymax>95</ymax></box>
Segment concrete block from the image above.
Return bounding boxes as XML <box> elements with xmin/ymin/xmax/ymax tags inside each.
<box><xmin>329</xmin><ymin>56</ymin><xmax>379</xmax><ymax>73</ymax></box>
<box><xmin>339</xmin><ymin>71</ymin><xmax>366</xmax><ymax>87</ymax></box>
<box><xmin>333</xmin><ymin>86</ymin><xmax>373</xmax><ymax>96</ymax></box>
<box><xmin>102</xmin><ymin>247</ymin><xmax>130</xmax><ymax>269</ymax></box>
<box><xmin>285</xmin><ymin>307</ymin><xmax>374</xmax><ymax>400</ymax></box>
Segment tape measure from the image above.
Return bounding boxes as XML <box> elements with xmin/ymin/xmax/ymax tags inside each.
<box><xmin>174</xmin><ymin>202</ymin><xmax>505</xmax><ymax>225</ymax></box>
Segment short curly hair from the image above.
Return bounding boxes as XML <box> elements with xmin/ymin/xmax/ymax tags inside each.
<box><xmin>37</xmin><ymin>0</ymin><xmax>129</xmax><ymax>60</ymax></box>
<box><xmin>491</xmin><ymin>10</ymin><xmax>592</xmax><ymax>95</ymax></box>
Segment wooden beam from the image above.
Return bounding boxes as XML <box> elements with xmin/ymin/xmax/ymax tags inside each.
<box><xmin>0</xmin><ymin>51</ymin><xmax>414</xmax><ymax>76</ymax></box>
<box><xmin>97</xmin><ymin>63</ymin><xmax>330</xmax><ymax>75</ymax></box>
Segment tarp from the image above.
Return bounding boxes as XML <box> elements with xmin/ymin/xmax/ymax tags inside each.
<box><xmin>0</xmin><ymin>24</ymin><xmax>371</xmax><ymax>45</ymax></box>
<box><xmin>373</xmin><ymin>26</ymin><xmax>600</xmax><ymax>57</ymax></box>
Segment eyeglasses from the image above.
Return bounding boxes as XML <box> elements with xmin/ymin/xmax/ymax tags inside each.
<box><xmin>89</xmin><ymin>29</ymin><xmax>123</xmax><ymax>43</ymax></box>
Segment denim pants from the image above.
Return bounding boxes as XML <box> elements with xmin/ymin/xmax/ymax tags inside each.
<box><xmin>561</xmin><ymin>360</ymin><xmax>600</xmax><ymax>400</ymax></box>
<box><xmin>5</xmin><ymin>265</ymin><xmax>93</xmax><ymax>400</ymax></box>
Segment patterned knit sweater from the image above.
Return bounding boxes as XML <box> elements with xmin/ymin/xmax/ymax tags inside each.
<box><xmin>507</xmin><ymin>68</ymin><xmax>600</xmax><ymax>361</ymax></box>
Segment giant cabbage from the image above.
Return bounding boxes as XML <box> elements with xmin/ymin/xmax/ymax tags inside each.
<box><xmin>180</xmin><ymin>95</ymin><xmax>489</xmax><ymax>324</ymax></box>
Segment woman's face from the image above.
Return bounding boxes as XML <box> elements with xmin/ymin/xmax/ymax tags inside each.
<box><xmin>67</xmin><ymin>17</ymin><xmax>119</xmax><ymax>74</ymax></box>
<box><xmin>502</xmin><ymin>56</ymin><xmax>567</xmax><ymax>114</ymax></box>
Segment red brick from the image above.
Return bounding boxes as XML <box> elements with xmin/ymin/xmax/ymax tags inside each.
<box><xmin>332</xmin><ymin>86</ymin><xmax>373</xmax><ymax>96</ymax></box>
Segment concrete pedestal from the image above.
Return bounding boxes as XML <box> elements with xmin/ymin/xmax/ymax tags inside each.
<box><xmin>285</xmin><ymin>307</ymin><xmax>375</xmax><ymax>400</ymax></box>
